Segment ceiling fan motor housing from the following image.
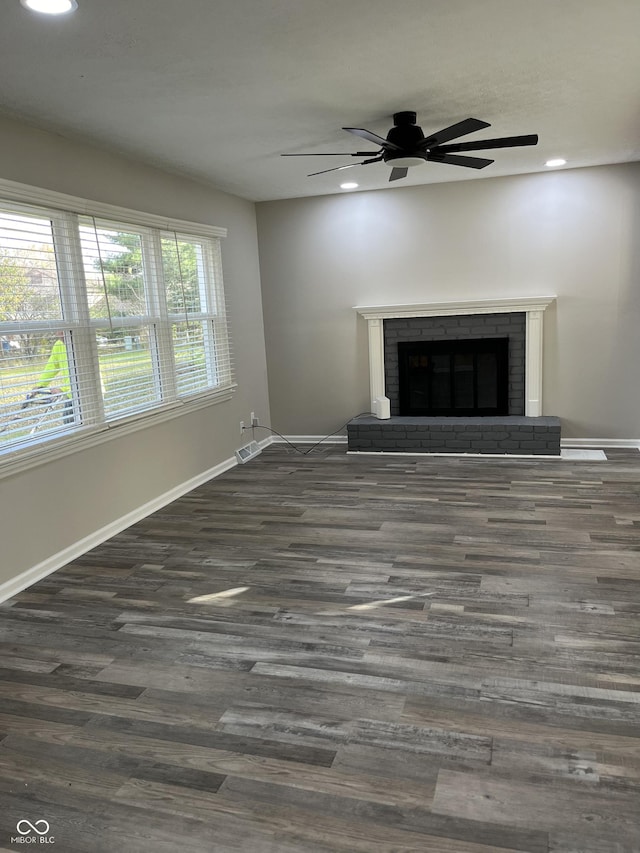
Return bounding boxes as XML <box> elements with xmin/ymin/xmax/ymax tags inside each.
<box><xmin>384</xmin><ymin>110</ymin><xmax>428</xmax><ymax>166</ymax></box>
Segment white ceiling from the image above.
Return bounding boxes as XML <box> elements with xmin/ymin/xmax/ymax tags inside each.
<box><xmin>1</xmin><ymin>0</ymin><xmax>639</xmax><ymax>202</ymax></box>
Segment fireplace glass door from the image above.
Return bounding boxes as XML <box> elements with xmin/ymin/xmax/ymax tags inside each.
<box><xmin>398</xmin><ymin>338</ymin><xmax>509</xmax><ymax>416</ymax></box>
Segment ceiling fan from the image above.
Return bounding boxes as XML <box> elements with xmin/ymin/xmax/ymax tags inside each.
<box><xmin>282</xmin><ymin>111</ymin><xmax>538</xmax><ymax>182</ymax></box>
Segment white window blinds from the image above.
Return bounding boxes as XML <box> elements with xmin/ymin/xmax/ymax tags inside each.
<box><xmin>161</xmin><ymin>232</ymin><xmax>231</xmax><ymax>398</ymax></box>
<box><xmin>79</xmin><ymin>218</ymin><xmax>162</xmax><ymax>420</ymax></box>
<box><xmin>0</xmin><ymin>193</ymin><xmax>232</xmax><ymax>460</ymax></box>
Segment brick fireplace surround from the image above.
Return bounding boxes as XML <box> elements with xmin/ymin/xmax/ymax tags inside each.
<box><xmin>348</xmin><ymin>296</ymin><xmax>560</xmax><ymax>456</ymax></box>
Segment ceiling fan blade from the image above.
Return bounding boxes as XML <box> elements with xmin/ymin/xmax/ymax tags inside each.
<box><xmin>343</xmin><ymin>127</ymin><xmax>402</xmax><ymax>151</ymax></box>
<box><xmin>433</xmin><ymin>134</ymin><xmax>538</xmax><ymax>154</ymax></box>
<box><xmin>307</xmin><ymin>163</ymin><xmax>358</xmax><ymax>177</ymax></box>
<box><xmin>420</xmin><ymin>118</ymin><xmax>491</xmax><ymax>148</ymax></box>
<box><xmin>389</xmin><ymin>167</ymin><xmax>408</xmax><ymax>182</ymax></box>
<box><xmin>307</xmin><ymin>156</ymin><xmax>383</xmax><ymax>177</ymax></box>
<box><xmin>282</xmin><ymin>151</ymin><xmax>380</xmax><ymax>157</ymax></box>
<box><xmin>427</xmin><ymin>153</ymin><xmax>494</xmax><ymax>169</ymax></box>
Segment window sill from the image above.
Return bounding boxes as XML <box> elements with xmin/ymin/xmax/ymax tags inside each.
<box><xmin>0</xmin><ymin>384</ymin><xmax>236</xmax><ymax>481</ymax></box>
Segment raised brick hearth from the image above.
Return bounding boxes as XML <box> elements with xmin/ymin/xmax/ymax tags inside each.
<box><xmin>347</xmin><ymin>415</ymin><xmax>561</xmax><ymax>456</ymax></box>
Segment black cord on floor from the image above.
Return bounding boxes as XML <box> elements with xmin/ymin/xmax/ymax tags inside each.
<box><xmin>244</xmin><ymin>412</ymin><xmax>374</xmax><ymax>455</ymax></box>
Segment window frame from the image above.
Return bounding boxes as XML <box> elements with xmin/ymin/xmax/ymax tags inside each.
<box><xmin>0</xmin><ymin>177</ymin><xmax>233</xmax><ymax>479</ymax></box>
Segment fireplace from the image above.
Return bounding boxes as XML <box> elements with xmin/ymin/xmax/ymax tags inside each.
<box><xmin>398</xmin><ymin>337</ymin><xmax>509</xmax><ymax>416</ymax></box>
<box><xmin>355</xmin><ymin>296</ymin><xmax>556</xmax><ymax>419</ymax></box>
<box><xmin>348</xmin><ymin>296</ymin><xmax>561</xmax><ymax>455</ymax></box>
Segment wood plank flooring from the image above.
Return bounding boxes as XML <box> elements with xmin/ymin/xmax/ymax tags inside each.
<box><xmin>1</xmin><ymin>445</ymin><xmax>640</xmax><ymax>852</ymax></box>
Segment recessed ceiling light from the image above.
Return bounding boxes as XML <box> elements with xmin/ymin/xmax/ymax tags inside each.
<box><xmin>545</xmin><ymin>158</ymin><xmax>567</xmax><ymax>168</ymax></box>
<box><xmin>340</xmin><ymin>182</ymin><xmax>358</xmax><ymax>190</ymax></box>
<box><xmin>20</xmin><ymin>0</ymin><xmax>77</xmax><ymax>14</ymax></box>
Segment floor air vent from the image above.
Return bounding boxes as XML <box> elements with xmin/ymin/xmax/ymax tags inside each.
<box><xmin>235</xmin><ymin>440</ymin><xmax>262</xmax><ymax>464</ymax></box>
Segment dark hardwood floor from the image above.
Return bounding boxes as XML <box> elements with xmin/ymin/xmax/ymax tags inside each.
<box><xmin>1</xmin><ymin>445</ymin><xmax>640</xmax><ymax>852</ymax></box>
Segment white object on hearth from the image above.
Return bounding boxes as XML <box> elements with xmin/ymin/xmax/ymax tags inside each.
<box><xmin>373</xmin><ymin>396</ymin><xmax>391</xmax><ymax>419</ymax></box>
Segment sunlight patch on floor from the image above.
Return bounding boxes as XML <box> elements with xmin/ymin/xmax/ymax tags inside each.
<box><xmin>348</xmin><ymin>592</ymin><xmax>434</xmax><ymax>611</ymax></box>
<box><xmin>188</xmin><ymin>586</ymin><xmax>250</xmax><ymax>604</ymax></box>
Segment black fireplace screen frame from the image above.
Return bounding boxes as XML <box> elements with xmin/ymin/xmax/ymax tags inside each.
<box><xmin>398</xmin><ymin>337</ymin><xmax>509</xmax><ymax>416</ymax></box>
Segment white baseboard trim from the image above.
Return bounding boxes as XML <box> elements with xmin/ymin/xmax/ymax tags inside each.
<box><xmin>561</xmin><ymin>438</ymin><xmax>640</xmax><ymax>449</ymax></box>
<box><xmin>0</xmin><ymin>453</ymin><xmax>239</xmax><ymax>605</ymax></box>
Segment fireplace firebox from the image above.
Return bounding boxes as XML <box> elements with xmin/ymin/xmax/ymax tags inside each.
<box><xmin>398</xmin><ymin>337</ymin><xmax>509</xmax><ymax>416</ymax></box>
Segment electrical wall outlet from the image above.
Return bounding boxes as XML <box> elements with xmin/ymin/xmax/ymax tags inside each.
<box><xmin>239</xmin><ymin>420</ymin><xmax>244</xmax><ymax>434</ymax></box>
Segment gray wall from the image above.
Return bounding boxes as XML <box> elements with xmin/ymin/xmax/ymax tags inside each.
<box><xmin>0</xmin><ymin>115</ymin><xmax>270</xmax><ymax>586</ymax></box>
<box><xmin>256</xmin><ymin>163</ymin><xmax>640</xmax><ymax>439</ymax></box>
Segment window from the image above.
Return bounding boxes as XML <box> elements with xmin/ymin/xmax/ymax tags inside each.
<box><xmin>0</xmin><ymin>187</ymin><xmax>231</xmax><ymax>464</ymax></box>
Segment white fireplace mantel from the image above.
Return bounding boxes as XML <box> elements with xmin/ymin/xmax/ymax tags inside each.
<box><xmin>354</xmin><ymin>296</ymin><xmax>557</xmax><ymax>419</ymax></box>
